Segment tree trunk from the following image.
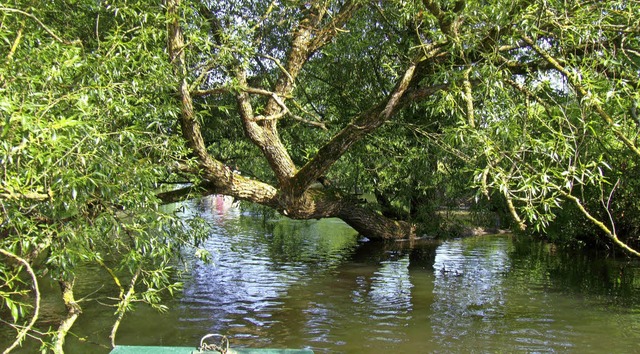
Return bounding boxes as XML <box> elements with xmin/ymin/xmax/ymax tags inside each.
<box><xmin>278</xmin><ymin>189</ymin><xmax>416</xmax><ymax>239</ymax></box>
<box><xmin>159</xmin><ymin>183</ymin><xmax>415</xmax><ymax>240</ymax></box>
<box><xmin>165</xmin><ymin>0</ymin><xmax>417</xmax><ymax>241</ymax></box>
<box><xmin>338</xmin><ymin>203</ymin><xmax>416</xmax><ymax>240</ymax></box>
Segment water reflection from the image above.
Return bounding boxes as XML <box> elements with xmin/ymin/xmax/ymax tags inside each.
<box><xmin>4</xmin><ymin>198</ymin><xmax>640</xmax><ymax>354</ymax></box>
<box><xmin>429</xmin><ymin>236</ymin><xmax>640</xmax><ymax>353</ymax></box>
<box><xmin>431</xmin><ymin>237</ymin><xmax>510</xmax><ymax>338</ymax></box>
<box><xmin>170</xmin><ymin>196</ymin><xmax>362</xmax><ymax>348</ymax></box>
<box><xmin>365</xmin><ymin>256</ymin><xmax>413</xmax><ymax>342</ymax></box>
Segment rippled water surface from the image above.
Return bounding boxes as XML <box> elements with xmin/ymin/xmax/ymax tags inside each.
<box><xmin>3</xmin><ymin>196</ymin><xmax>640</xmax><ymax>353</ymax></box>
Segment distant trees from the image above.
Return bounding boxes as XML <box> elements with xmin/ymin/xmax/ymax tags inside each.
<box><xmin>2</xmin><ymin>0</ymin><xmax>640</xmax><ymax>351</ymax></box>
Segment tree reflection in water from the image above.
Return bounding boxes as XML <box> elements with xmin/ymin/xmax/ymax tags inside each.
<box><xmin>431</xmin><ymin>238</ymin><xmax>515</xmax><ymax>350</ymax></box>
<box><xmin>9</xmin><ymin>199</ymin><xmax>639</xmax><ymax>353</ymax></box>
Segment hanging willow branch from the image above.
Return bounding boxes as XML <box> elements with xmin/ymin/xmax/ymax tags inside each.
<box><xmin>560</xmin><ymin>190</ymin><xmax>640</xmax><ymax>257</ymax></box>
<box><xmin>0</xmin><ymin>249</ymin><xmax>41</xmax><ymax>354</ymax></box>
<box><xmin>0</xmin><ymin>7</ymin><xmax>81</xmax><ymax>46</ymax></box>
<box><xmin>521</xmin><ymin>34</ymin><xmax>640</xmax><ymax>159</ymax></box>
<box><xmin>110</xmin><ymin>268</ymin><xmax>141</xmax><ymax>348</ymax></box>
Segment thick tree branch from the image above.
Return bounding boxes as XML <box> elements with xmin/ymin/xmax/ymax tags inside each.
<box><xmin>6</xmin><ymin>24</ymin><xmax>23</xmax><ymax>62</ymax></box>
<box><xmin>0</xmin><ymin>188</ymin><xmax>51</xmax><ymax>201</ymax></box>
<box><xmin>462</xmin><ymin>67</ymin><xmax>475</xmax><ymax>128</ymax></box>
<box><xmin>291</xmin><ymin>60</ymin><xmax>420</xmax><ymax>193</ymax></box>
<box><xmin>338</xmin><ymin>201</ymin><xmax>415</xmax><ymax>240</ymax></box>
<box><xmin>166</xmin><ymin>0</ymin><xmax>278</xmax><ymax>205</ymax></box>
<box><xmin>234</xmin><ymin>69</ymin><xmax>297</xmax><ymax>184</ymax></box>
<box><xmin>190</xmin><ymin>87</ymin><xmax>227</xmax><ymax>97</ymax></box>
<box><xmin>308</xmin><ymin>1</ymin><xmax>361</xmax><ymax>53</ymax></box>
<box><xmin>234</xmin><ymin>3</ymin><xmax>353</xmax><ymax>183</ymax></box>
<box><xmin>505</xmin><ymin>192</ymin><xmax>527</xmax><ymax>231</ymax></box>
<box><xmin>422</xmin><ymin>0</ymin><xmax>465</xmax><ymax>36</ymax></box>
<box><xmin>233</xmin><ymin>1</ymin><xmax>360</xmax><ymax>185</ymax></box>
<box><xmin>167</xmin><ymin>0</ymin><xmax>230</xmax><ymax>181</ymax></box>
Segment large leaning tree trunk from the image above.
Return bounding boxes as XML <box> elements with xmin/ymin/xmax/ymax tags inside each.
<box><xmin>163</xmin><ymin>0</ymin><xmax>640</xmax><ymax>256</ymax></box>
<box><xmin>164</xmin><ymin>0</ymin><xmax>426</xmax><ymax>240</ymax></box>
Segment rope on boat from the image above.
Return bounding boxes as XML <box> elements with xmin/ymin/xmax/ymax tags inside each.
<box><xmin>198</xmin><ymin>333</ymin><xmax>230</xmax><ymax>353</ymax></box>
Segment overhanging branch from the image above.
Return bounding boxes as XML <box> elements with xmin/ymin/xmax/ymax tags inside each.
<box><xmin>0</xmin><ymin>7</ymin><xmax>81</xmax><ymax>46</ymax></box>
<box><xmin>0</xmin><ymin>249</ymin><xmax>40</xmax><ymax>354</ymax></box>
<box><xmin>521</xmin><ymin>34</ymin><xmax>640</xmax><ymax>159</ymax></box>
<box><xmin>291</xmin><ymin>59</ymin><xmax>421</xmax><ymax>193</ymax></box>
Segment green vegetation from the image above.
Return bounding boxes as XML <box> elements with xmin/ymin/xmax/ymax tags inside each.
<box><xmin>0</xmin><ymin>1</ymin><xmax>208</xmax><ymax>352</ymax></box>
<box><xmin>1</xmin><ymin>0</ymin><xmax>640</xmax><ymax>352</ymax></box>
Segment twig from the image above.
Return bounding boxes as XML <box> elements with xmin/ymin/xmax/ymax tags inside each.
<box><xmin>189</xmin><ymin>86</ymin><xmax>228</xmax><ymax>97</ymax></box>
<box><xmin>188</xmin><ymin>60</ymin><xmax>221</xmax><ymax>92</ymax></box>
<box><xmin>0</xmin><ymin>249</ymin><xmax>40</xmax><ymax>354</ymax></box>
<box><xmin>560</xmin><ymin>189</ymin><xmax>640</xmax><ymax>257</ymax></box>
<box><xmin>521</xmin><ymin>33</ymin><xmax>640</xmax><ymax>159</ymax></box>
<box><xmin>245</xmin><ymin>88</ymin><xmax>327</xmax><ymax>129</ymax></box>
<box><xmin>258</xmin><ymin>54</ymin><xmax>295</xmax><ymax>85</ymax></box>
<box><xmin>250</xmin><ymin>0</ymin><xmax>277</xmax><ymax>33</ymax></box>
<box><xmin>602</xmin><ymin>178</ymin><xmax>621</xmax><ymax>237</ymax></box>
<box><xmin>0</xmin><ymin>7</ymin><xmax>81</xmax><ymax>46</ymax></box>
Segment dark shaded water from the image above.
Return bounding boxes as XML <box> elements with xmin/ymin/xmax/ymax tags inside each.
<box><xmin>3</xmin><ymin>196</ymin><xmax>640</xmax><ymax>353</ymax></box>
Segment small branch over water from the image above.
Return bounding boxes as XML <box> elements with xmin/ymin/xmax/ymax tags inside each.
<box><xmin>0</xmin><ymin>249</ymin><xmax>40</xmax><ymax>354</ymax></box>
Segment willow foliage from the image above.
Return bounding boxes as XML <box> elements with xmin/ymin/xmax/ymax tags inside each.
<box><xmin>1</xmin><ymin>0</ymin><xmax>640</xmax><ymax>352</ymax></box>
<box><xmin>1</xmin><ymin>1</ymin><xmax>206</xmax><ymax>351</ymax></box>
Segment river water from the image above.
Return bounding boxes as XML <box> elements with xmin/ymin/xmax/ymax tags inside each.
<box><xmin>3</xmin><ymin>196</ymin><xmax>640</xmax><ymax>353</ymax></box>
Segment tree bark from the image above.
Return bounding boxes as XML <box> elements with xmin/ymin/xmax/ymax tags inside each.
<box><xmin>291</xmin><ymin>61</ymin><xmax>419</xmax><ymax>193</ymax></box>
<box><xmin>338</xmin><ymin>203</ymin><xmax>416</xmax><ymax>240</ymax></box>
<box><xmin>166</xmin><ymin>0</ymin><xmax>416</xmax><ymax>240</ymax></box>
<box><xmin>52</xmin><ymin>280</ymin><xmax>81</xmax><ymax>354</ymax></box>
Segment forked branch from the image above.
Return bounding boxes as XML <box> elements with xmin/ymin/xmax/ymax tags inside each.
<box><xmin>560</xmin><ymin>190</ymin><xmax>640</xmax><ymax>257</ymax></box>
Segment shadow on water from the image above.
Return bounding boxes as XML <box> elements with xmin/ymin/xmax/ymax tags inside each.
<box><xmin>3</xmin><ymin>196</ymin><xmax>640</xmax><ymax>353</ymax></box>
<box><xmin>509</xmin><ymin>237</ymin><xmax>640</xmax><ymax>303</ymax></box>
<box><xmin>428</xmin><ymin>235</ymin><xmax>640</xmax><ymax>353</ymax></box>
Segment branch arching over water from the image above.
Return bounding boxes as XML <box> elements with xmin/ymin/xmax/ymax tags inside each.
<box><xmin>0</xmin><ymin>249</ymin><xmax>40</xmax><ymax>354</ymax></box>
